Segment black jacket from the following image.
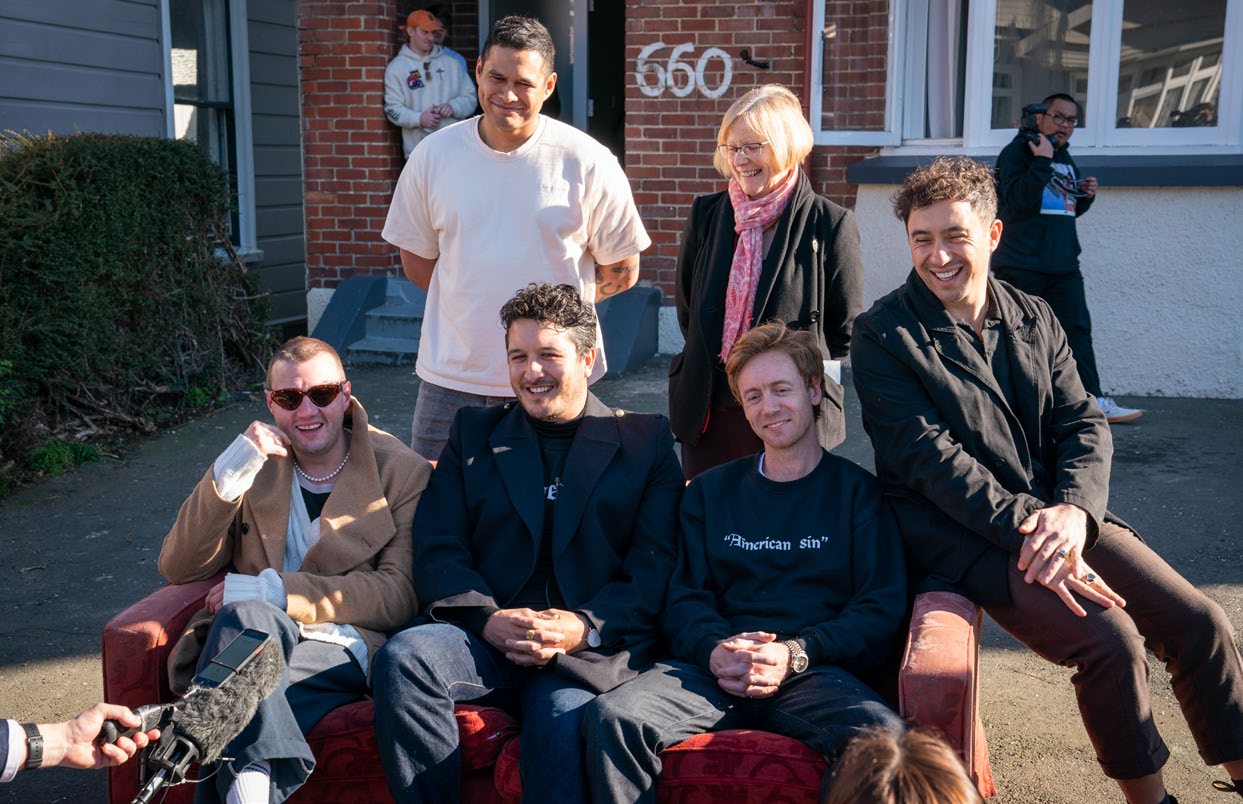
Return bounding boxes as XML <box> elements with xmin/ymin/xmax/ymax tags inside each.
<box><xmin>664</xmin><ymin>452</ymin><xmax>906</xmax><ymax>677</ymax></box>
<box><xmin>851</xmin><ymin>272</ymin><xmax>1120</xmax><ymax>604</ymax></box>
<box><xmin>669</xmin><ymin>171</ymin><xmax>863</xmax><ymax>447</ymax></box>
<box><xmin>411</xmin><ymin>394</ymin><xmax>684</xmax><ymax>693</ymax></box>
<box><xmin>993</xmin><ymin>133</ymin><xmax>1095</xmax><ymax>274</ymax></box>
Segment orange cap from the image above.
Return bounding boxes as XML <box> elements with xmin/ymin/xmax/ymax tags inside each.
<box><xmin>403</xmin><ymin>10</ymin><xmax>444</xmax><ymax>32</ymax></box>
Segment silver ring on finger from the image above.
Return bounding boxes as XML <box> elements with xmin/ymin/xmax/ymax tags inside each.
<box><xmin>1085</xmin><ymin>572</ymin><xmax>1097</xmax><ymax>584</ymax></box>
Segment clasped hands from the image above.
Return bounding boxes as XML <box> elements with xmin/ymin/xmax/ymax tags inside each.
<box><xmin>419</xmin><ymin>104</ymin><xmax>454</xmax><ymax>129</ymax></box>
<box><xmin>1017</xmin><ymin>503</ymin><xmax>1126</xmax><ymax>617</ymax></box>
<box><xmin>709</xmin><ymin>632</ymin><xmax>791</xmax><ymax>700</ymax></box>
<box><xmin>482</xmin><ymin>608</ymin><xmax>590</xmax><ymax>667</ymax></box>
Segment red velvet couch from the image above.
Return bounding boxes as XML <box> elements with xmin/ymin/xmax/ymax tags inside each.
<box><xmin>103</xmin><ymin>579</ymin><xmax>994</xmax><ymax>803</ymax></box>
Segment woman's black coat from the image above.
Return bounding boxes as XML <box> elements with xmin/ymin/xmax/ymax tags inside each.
<box><xmin>668</xmin><ymin>171</ymin><xmax>864</xmax><ymax>447</ymax></box>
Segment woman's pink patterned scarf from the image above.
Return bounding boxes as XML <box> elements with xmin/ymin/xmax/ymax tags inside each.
<box><xmin>719</xmin><ymin>168</ymin><xmax>800</xmax><ymax>363</ymax></box>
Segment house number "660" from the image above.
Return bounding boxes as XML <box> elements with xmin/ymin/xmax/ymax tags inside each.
<box><xmin>634</xmin><ymin>42</ymin><xmax>733</xmax><ymax>99</ymax></box>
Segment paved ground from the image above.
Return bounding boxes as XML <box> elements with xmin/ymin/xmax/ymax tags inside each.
<box><xmin>1</xmin><ymin>356</ymin><xmax>1239</xmax><ymax>803</ymax></box>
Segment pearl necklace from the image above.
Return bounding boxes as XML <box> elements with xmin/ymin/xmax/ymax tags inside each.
<box><xmin>294</xmin><ymin>449</ymin><xmax>350</xmax><ymax>484</ymax></box>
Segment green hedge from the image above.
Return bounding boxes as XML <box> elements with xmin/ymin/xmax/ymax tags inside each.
<box><xmin>0</xmin><ymin>131</ymin><xmax>272</xmax><ymax>489</ymax></box>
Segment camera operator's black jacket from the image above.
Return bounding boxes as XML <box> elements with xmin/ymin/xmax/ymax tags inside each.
<box><xmin>993</xmin><ymin>132</ymin><xmax>1095</xmax><ymax>274</ymax></box>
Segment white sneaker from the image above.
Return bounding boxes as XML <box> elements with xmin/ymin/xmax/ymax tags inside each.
<box><xmin>1096</xmin><ymin>395</ymin><xmax>1143</xmax><ymax>424</ymax></box>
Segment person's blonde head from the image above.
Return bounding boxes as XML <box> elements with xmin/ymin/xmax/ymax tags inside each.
<box><xmin>823</xmin><ymin>729</ymin><xmax>983</xmax><ymax>804</ymax></box>
<box><xmin>266</xmin><ymin>337</ymin><xmax>344</xmax><ymax>389</ymax></box>
<box><xmin>713</xmin><ymin>84</ymin><xmax>813</xmax><ymax>179</ymax></box>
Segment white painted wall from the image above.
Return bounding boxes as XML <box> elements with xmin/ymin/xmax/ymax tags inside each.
<box><xmin>306</xmin><ymin>288</ymin><xmax>333</xmax><ymax>335</ymax></box>
<box><xmin>852</xmin><ymin>184</ymin><xmax>1243</xmax><ymax>399</ymax></box>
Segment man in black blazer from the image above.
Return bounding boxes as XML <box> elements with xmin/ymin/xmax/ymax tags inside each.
<box><xmin>851</xmin><ymin>157</ymin><xmax>1243</xmax><ymax>804</ymax></box>
<box><xmin>372</xmin><ymin>283</ymin><xmax>684</xmax><ymax>804</ymax></box>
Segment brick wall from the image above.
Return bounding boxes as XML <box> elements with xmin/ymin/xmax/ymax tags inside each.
<box><xmin>297</xmin><ymin>1</ymin><xmax>891</xmax><ymax>303</ymax></box>
<box><xmin>299</xmin><ymin>1</ymin><xmax>406</xmax><ymax>290</ymax></box>
<box><xmin>623</xmin><ymin>0</ymin><xmax>888</xmax><ymax>303</ymax></box>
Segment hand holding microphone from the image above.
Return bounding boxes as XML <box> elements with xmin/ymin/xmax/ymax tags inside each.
<box><xmin>98</xmin><ymin>629</ymin><xmax>286</xmax><ymax>804</ymax></box>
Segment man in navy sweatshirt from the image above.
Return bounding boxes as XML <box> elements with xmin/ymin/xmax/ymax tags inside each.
<box><xmin>583</xmin><ymin>321</ymin><xmax>906</xmax><ymax>803</ymax></box>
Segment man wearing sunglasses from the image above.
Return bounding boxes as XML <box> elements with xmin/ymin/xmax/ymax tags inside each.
<box><xmin>371</xmin><ymin>284</ymin><xmax>683</xmax><ymax>804</ymax></box>
<box><xmin>993</xmin><ymin>92</ymin><xmax>1143</xmax><ymax>425</ymax></box>
<box><xmin>158</xmin><ymin>336</ymin><xmax>432</xmax><ymax>804</ymax></box>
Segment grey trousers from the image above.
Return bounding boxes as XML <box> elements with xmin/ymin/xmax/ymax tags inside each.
<box><xmin>410</xmin><ymin>379</ymin><xmax>514</xmax><ymax>461</ymax></box>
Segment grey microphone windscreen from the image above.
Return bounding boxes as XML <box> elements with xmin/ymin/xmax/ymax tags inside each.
<box><xmin>174</xmin><ymin>640</ymin><xmax>286</xmax><ymax>764</ymax></box>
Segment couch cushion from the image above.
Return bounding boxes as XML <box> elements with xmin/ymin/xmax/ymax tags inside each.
<box><xmin>657</xmin><ymin>730</ymin><xmax>827</xmax><ymax>803</ymax></box>
<box><xmin>494</xmin><ymin>728</ymin><xmax>826</xmax><ymax>804</ymax></box>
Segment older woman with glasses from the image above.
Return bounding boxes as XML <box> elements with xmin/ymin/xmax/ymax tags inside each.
<box><xmin>669</xmin><ymin>84</ymin><xmax>863</xmax><ymax>478</ymax></box>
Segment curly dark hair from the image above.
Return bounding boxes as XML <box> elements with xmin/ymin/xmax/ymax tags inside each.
<box><xmin>891</xmin><ymin>156</ymin><xmax>997</xmax><ymax>225</ymax></box>
<box><xmin>480</xmin><ymin>15</ymin><xmax>555</xmax><ymax>74</ymax></box>
<box><xmin>500</xmin><ymin>283</ymin><xmax>596</xmax><ymax>356</ymax></box>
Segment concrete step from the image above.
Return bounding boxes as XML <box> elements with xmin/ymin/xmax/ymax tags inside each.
<box><xmin>364</xmin><ymin>302</ymin><xmax>425</xmax><ymax>339</ymax></box>
<box><xmin>347</xmin><ymin>335</ymin><xmax>420</xmax><ymax>366</ymax></box>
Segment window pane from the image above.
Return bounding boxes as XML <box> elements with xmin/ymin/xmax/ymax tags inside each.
<box><xmin>170</xmin><ymin>0</ymin><xmax>231</xmax><ymax>106</ymax></box>
<box><xmin>820</xmin><ymin>0</ymin><xmax>890</xmax><ymax>131</ymax></box>
<box><xmin>992</xmin><ymin>0</ymin><xmax>1092</xmax><ymax>129</ymax></box>
<box><xmin>1115</xmin><ymin>0</ymin><xmax>1225</xmax><ymax>128</ymax></box>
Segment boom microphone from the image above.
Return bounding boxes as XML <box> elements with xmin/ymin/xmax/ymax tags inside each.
<box><xmin>175</xmin><ymin>635</ymin><xmax>285</xmax><ymax>763</ymax></box>
<box><xmin>117</xmin><ymin>632</ymin><xmax>286</xmax><ymax>804</ymax></box>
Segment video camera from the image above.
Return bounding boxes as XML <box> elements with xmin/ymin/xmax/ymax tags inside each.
<box><xmin>1019</xmin><ymin>103</ymin><xmax>1047</xmax><ymax>144</ymax></box>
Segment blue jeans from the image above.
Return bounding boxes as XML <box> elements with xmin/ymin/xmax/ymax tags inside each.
<box><xmin>372</xmin><ymin>623</ymin><xmax>596</xmax><ymax>804</ymax></box>
<box><xmin>582</xmin><ymin>660</ymin><xmax>903</xmax><ymax>803</ymax></box>
<box><xmin>409</xmin><ymin>380</ymin><xmax>514</xmax><ymax>461</ymax></box>
<box><xmin>193</xmin><ymin>601</ymin><xmax>368</xmax><ymax>804</ymax></box>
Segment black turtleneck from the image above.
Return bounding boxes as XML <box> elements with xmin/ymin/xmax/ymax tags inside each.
<box><xmin>511</xmin><ymin>412</ymin><xmax>583</xmax><ymax>611</ymax></box>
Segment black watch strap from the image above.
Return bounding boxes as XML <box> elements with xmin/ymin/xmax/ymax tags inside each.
<box><xmin>20</xmin><ymin>722</ymin><xmax>43</xmax><ymax>770</ymax></box>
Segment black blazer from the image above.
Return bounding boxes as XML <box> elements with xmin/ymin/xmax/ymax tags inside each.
<box><xmin>411</xmin><ymin>394</ymin><xmax>684</xmax><ymax>693</ymax></box>
<box><xmin>851</xmin><ymin>272</ymin><xmax>1121</xmax><ymax>604</ymax></box>
<box><xmin>668</xmin><ymin>171</ymin><xmax>863</xmax><ymax>447</ymax></box>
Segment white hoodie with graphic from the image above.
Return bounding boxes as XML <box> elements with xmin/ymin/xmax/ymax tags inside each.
<box><xmin>384</xmin><ymin>44</ymin><xmax>476</xmax><ymax>157</ymax></box>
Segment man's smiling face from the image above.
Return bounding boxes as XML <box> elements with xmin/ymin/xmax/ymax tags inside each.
<box><xmin>506</xmin><ymin>318</ymin><xmax>592</xmax><ymax>422</ymax></box>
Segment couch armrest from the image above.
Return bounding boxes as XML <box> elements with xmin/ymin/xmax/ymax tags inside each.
<box><xmin>103</xmin><ymin>577</ymin><xmax>221</xmax><ymax>804</ymax></box>
<box><xmin>102</xmin><ymin>577</ymin><xmax>221</xmax><ymax>707</ymax></box>
<box><xmin>899</xmin><ymin>590</ymin><xmax>996</xmax><ymax>798</ymax></box>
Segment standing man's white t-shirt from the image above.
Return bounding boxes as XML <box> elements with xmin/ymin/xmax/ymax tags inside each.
<box><xmin>383</xmin><ymin>115</ymin><xmax>651</xmax><ymax>397</ymax></box>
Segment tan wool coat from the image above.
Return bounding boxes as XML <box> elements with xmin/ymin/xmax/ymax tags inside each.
<box><xmin>158</xmin><ymin>397</ymin><xmax>430</xmax><ymax>680</ymax></box>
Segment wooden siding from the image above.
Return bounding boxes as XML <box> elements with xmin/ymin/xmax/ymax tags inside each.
<box><xmin>248</xmin><ymin>0</ymin><xmax>307</xmax><ymax>326</ymax></box>
<box><xmin>0</xmin><ymin>0</ymin><xmax>166</xmax><ymax>137</ymax></box>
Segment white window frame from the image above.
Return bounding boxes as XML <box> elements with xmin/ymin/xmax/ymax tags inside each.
<box><xmin>811</xmin><ymin>0</ymin><xmax>1243</xmax><ymax>154</ymax></box>
<box><xmin>809</xmin><ymin>0</ymin><xmax>904</xmax><ymax>146</ymax></box>
<box><xmin>160</xmin><ymin>0</ymin><xmax>258</xmax><ymax>253</ymax></box>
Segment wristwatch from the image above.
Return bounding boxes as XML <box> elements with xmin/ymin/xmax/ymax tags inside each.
<box><xmin>21</xmin><ymin>722</ymin><xmax>43</xmax><ymax>770</ymax></box>
<box><xmin>783</xmin><ymin>640</ymin><xmax>809</xmax><ymax>675</ymax></box>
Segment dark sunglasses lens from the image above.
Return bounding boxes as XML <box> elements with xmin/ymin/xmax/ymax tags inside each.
<box><xmin>270</xmin><ymin>383</ymin><xmax>341</xmax><ymax>410</ymax></box>
<box><xmin>270</xmin><ymin>390</ymin><xmax>303</xmax><ymax>410</ymax></box>
<box><xmin>306</xmin><ymin>385</ymin><xmax>342</xmax><ymax>407</ymax></box>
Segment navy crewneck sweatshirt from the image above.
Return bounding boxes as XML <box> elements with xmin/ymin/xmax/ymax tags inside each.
<box><xmin>665</xmin><ymin>450</ymin><xmax>906</xmax><ymax>675</ymax></box>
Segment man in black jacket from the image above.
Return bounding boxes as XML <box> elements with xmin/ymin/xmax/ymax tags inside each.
<box><xmin>852</xmin><ymin>156</ymin><xmax>1243</xmax><ymax>804</ymax></box>
<box><xmin>371</xmin><ymin>283</ymin><xmax>683</xmax><ymax>804</ymax></box>
<box><xmin>584</xmin><ymin>321</ymin><xmax>905</xmax><ymax>804</ymax></box>
<box><xmin>993</xmin><ymin>92</ymin><xmax>1142</xmax><ymax>423</ymax></box>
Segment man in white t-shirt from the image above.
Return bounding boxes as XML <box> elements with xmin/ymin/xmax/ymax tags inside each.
<box><xmin>382</xmin><ymin>14</ymin><xmax>651</xmax><ymax>460</ymax></box>
<box><xmin>384</xmin><ymin>9</ymin><xmax>475</xmax><ymax>159</ymax></box>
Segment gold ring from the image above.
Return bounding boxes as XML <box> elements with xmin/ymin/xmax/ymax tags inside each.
<box><xmin>526</xmin><ymin>629</ymin><xmax>536</xmax><ymax>641</ymax></box>
<box><xmin>1085</xmin><ymin>573</ymin><xmax>1097</xmax><ymax>584</ymax></box>
<box><xmin>1056</xmin><ymin>548</ymin><xmax>1069</xmax><ymax>559</ymax></box>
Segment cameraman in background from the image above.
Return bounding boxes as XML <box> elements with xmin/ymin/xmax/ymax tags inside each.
<box><xmin>993</xmin><ymin>93</ymin><xmax>1142</xmax><ymax>424</ymax></box>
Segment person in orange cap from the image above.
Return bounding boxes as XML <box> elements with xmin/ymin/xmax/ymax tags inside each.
<box><xmin>384</xmin><ymin>8</ymin><xmax>475</xmax><ymax>158</ymax></box>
